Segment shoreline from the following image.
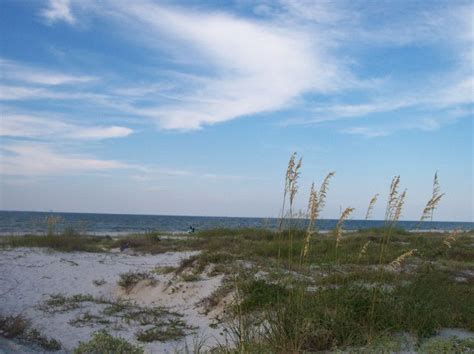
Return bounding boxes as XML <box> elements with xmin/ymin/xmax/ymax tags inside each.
<box><xmin>0</xmin><ymin>228</ymin><xmax>471</xmax><ymax>237</ymax></box>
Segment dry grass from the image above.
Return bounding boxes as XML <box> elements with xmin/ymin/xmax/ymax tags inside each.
<box><xmin>419</xmin><ymin>171</ymin><xmax>445</xmax><ymax>225</ymax></box>
<box><xmin>208</xmin><ymin>153</ymin><xmax>473</xmax><ymax>352</ymax></box>
<box><xmin>443</xmin><ymin>229</ymin><xmax>460</xmax><ymax>248</ymax></box>
<box><xmin>0</xmin><ymin>314</ymin><xmax>61</xmax><ymax>351</ymax></box>
<box><xmin>389</xmin><ymin>248</ymin><xmax>417</xmax><ymax>270</ymax></box>
<box><xmin>365</xmin><ymin>193</ymin><xmax>379</xmax><ymax>220</ymax></box>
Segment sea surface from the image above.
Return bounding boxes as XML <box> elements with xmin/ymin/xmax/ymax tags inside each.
<box><xmin>0</xmin><ymin>211</ymin><xmax>472</xmax><ymax>236</ymax></box>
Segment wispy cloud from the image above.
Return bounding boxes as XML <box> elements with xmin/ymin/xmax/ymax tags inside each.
<box><xmin>1</xmin><ymin>59</ymin><xmax>96</xmax><ymax>86</ymax></box>
<box><xmin>41</xmin><ymin>0</ymin><xmax>360</xmax><ymax>131</ymax></box>
<box><xmin>0</xmin><ymin>114</ymin><xmax>133</xmax><ymax>140</ymax></box>
<box><xmin>0</xmin><ymin>143</ymin><xmax>130</xmax><ymax>176</ymax></box>
<box><xmin>342</xmin><ymin>109</ymin><xmax>471</xmax><ymax>138</ymax></box>
<box><xmin>40</xmin><ymin>0</ymin><xmax>76</xmax><ymax>25</ymax></box>
<box><xmin>23</xmin><ymin>0</ymin><xmax>474</xmax><ymax>136</ymax></box>
<box><xmin>282</xmin><ymin>73</ymin><xmax>473</xmax><ymax>130</ymax></box>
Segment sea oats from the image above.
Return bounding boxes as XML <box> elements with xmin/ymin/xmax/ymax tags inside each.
<box><xmin>443</xmin><ymin>229</ymin><xmax>460</xmax><ymax>248</ymax></box>
<box><xmin>302</xmin><ymin>183</ymin><xmax>318</xmax><ymax>260</ymax></box>
<box><xmin>385</xmin><ymin>175</ymin><xmax>400</xmax><ymax>221</ymax></box>
<box><xmin>419</xmin><ymin>172</ymin><xmax>445</xmax><ymax>225</ymax></box>
<box><xmin>334</xmin><ymin>207</ymin><xmax>354</xmax><ymax>248</ymax></box>
<box><xmin>393</xmin><ymin>189</ymin><xmax>407</xmax><ymax>223</ymax></box>
<box><xmin>365</xmin><ymin>194</ymin><xmax>379</xmax><ymax>220</ymax></box>
<box><xmin>390</xmin><ymin>249</ymin><xmax>417</xmax><ymax>270</ymax></box>
<box><xmin>279</xmin><ymin>152</ymin><xmax>302</xmax><ymax>230</ymax></box>
<box><xmin>358</xmin><ymin>241</ymin><xmax>371</xmax><ymax>261</ymax></box>
<box><xmin>317</xmin><ymin>172</ymin><xmax>335</xmax><ymax>213</ymax></box>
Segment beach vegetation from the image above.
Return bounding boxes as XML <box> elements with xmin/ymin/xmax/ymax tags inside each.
<box><xmin>74</xmin><ymin>330</ymin><xmax>143</xmax><ymax>354</ymax></box>
<box><xmin>198</xmin><ymin>153</ymin><xmax>474</xmax><ymax>352</ymax></box>
<box><xmin>117</xmin><ymin>271</ymin><xmax>156</xmax><ymax>293</ymax></box>
<box><xmin>1</xmin><ymin>153</ymin><xmax>473</xmax><ymax>352</ymax></box>
<box><xmin>39</xmin><ymin>294</ymin><xmax>193</xmax><ymax>343</ymax></box>
<box><xmin>0</xmin><ymin>314</ymin><xmax>61</xmax><ymax>351</ymax></box>
<box><xmin>2</xmin><ymin>233</ymin><xmax>112</xmax><ymax>252</ymax></box>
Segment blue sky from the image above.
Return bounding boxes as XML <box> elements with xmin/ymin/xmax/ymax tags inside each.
<box><xmin>0</xmin><ymin>0</ymin><xmax>472</xmax><ymax>221</ymax></box>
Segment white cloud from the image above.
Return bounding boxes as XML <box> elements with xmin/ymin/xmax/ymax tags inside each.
<box><xmin>342</xmin><ymin>126</ymin><xmax>390</xmax><ymax>138</ymax></box>
<box><xmin>0</xmin><ymin>114</ymin><xmax>133</xmax><ymax>140</ymax></box>
<box><xmin>342</xmin><ymin>110</ymin><xmax>471</xmax><ymax>138</ymax></box>
<box><xmin>0</xmin><ymin>84</ymin><xmax>113</xmax><ymax>103</ymax></box>
<box><xmin>0</xmin><ymin>85</ymin><xmax>46</xmax><ymax>100</ymax></box>
<box><xmin>67</xmin><ymin>1</ymin><xmax>354</xmax><ymax>130</ymax></box>
<box><xmin>1</xmin><ymin>59</ymin><xmax>96</xmax><ymax>86</ymax></box>
<box><xmin>0</xmin><ymin>143</ymin><xmax>129</xmax><ymax>176</ymax></box>
<box><xmin>67</xmin><ymin>126</ymin><xmax>133</xmax><ymax>139</ymax></box>
<box><xmin>41</xmin><ymin>0</ymin><xmax>76</xmax><ymax>25</ymax></box>
<box><xmin>29</xmin><ymin>0</ymin><xmax>474</xmax><ymax>133</ymax></box>
<box><xmin>285</xmin><ymin>74</ymin><xmax>473</xmax><ymax>127</ymax></box>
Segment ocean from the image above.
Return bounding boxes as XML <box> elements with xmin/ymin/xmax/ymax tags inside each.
<box><xmin>0</xmin><ymin>211</ymin><xmax>472</xmax><ymax>236</ymax></box>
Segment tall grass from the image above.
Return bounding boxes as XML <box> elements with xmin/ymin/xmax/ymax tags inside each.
<box><xmin>223</xmin><ymin>152</ymin><xmax>470</xmax><ymax>352</ymax></box>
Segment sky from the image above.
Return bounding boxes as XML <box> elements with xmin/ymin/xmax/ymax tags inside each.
<box><xmin>0</xmin><ymin>0</ymin><xmax>472</xmax><ymax>221</ymax></box>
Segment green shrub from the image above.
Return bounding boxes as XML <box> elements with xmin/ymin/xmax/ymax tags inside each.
<box><xmin>74</xmin><ymin>330</ymin><xmax>143</xmax><ymax>354</ymax></box>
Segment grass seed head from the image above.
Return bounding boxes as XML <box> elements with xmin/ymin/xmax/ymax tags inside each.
<box><xmin>443</xmin><ymin>229</ymin><xmax>460</xmax><ymax>248</ymax></box>
<box><xmin>334</xmin><ymin>207</ymin><xmax>354</xmax><ymax>247</ymax></box>
<box><xmin>420</xmin><ymin>172</ymin><xmax>444</xmax><ymax>223</ymax></box>
<box><xmin>390</xmin><ymin>249</ymin><xmax>417</xmax><ymax>270</ymax></box>
<box><xmin>358</xmin><ymin>241</ymin><xmax>371</xmax><ymax>261</ymax></box>
<box><xmin>365</xmin><ymin>194</ymin><xmax>379</xmax><ymax>220</ymax></box>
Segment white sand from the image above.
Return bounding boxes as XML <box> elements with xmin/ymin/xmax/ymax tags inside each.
<box><xmin>0</xmin><ymin>248</ymin><xmax>227</xmax><ymax>353</ymax></box>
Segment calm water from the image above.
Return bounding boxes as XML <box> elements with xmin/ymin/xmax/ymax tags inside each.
<box><xmin>0</xmin><ymin>211</ymin><xmax>472</xmax><ymax>235</ymax></box>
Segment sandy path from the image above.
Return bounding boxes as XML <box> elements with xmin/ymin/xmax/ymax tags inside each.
<box><xmin>0</xmin><ymin>248</ymin><xmax>225</xmax><ymax>353</ymax></box>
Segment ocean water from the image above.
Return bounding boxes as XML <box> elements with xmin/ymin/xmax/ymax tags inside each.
<box><xmin>0</xmin><ymin>211</ymin><xmax>472</xmax><ymax>235</ymax></box>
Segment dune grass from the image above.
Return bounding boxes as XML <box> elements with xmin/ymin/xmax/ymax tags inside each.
<box><xmin>74</xmin><ymin>330</ymin><xmax>143</xmax><ymax>354</ymax></box>
<box><xmin>0</xmin><ymin>314</ymin><xmax>61</xmax><ymax>351</ymax></box>
<box><xmin>1</xmin><ymin>153</ymin><xmax>472</xmax><ymax>352</ymax></box>
<box><xmin>1</xmin><ymin>234</ymin><xmax>113</xmax><ymax>252</ymax></box>
<box><xmin>189</xmin><ymin>154</ymin><xmax>473</xmax><ymax>352</ymax></box>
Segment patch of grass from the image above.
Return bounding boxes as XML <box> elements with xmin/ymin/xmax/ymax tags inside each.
<box><xmin>0</xmin><ymin>314</ymin><xmax>28</xmax><ymax>338</ymax></box>
<box><xmin>233</xmin><ymin>267</ymin><xmax>474</xmax><ymax>351</ymax></box>
<box><xmin>2</xmin><ymin>234</ymin><xmax>113</xmax><ymax>252</ymax></box>
<box><xmin>135</xmin><ymin>318</ymin><xmax>192</xmax><ymax>342</ymax></box>
<box><xmin>74</xmin><ymin>330</ymin><xmax>143</xmax><ymax>354</ymax></box>
<box><xmin>117</xmin><ymin>271</ymin><xmax>156</xmax><ymax>293</ymax></box>
<box><xmin>152</xmin><ymin>266</ymin><xmax>177</xmax><ymax>274</ymax></box>
<box><xmin>0</xmin><ymin>314</ymin><xmax>61</xmax><ymax>351</ymax></box>
<box><xmin>110</xmin><ymin>232</ymin><xmax>204</xmax><ymax>254</ymax></box>
<box><xmin>419</xmin><ymin>336</ymin><xmax>474</xmax><ymax>352</ymax></box>
<box><xmin>357</xmin><ymin>226</ymin><xmax>410</xmax><ymax>236</ymax></box>
<box><xmin>176</xmin><ymin>251</ymin><xmax>239</xmax><ymax>277</ymax></box>
<box><xmin>196</xmin><ymin>227</ymin><xmax>278</xmax><ymax>240</ymax></box>
<box><xmin>69</xmin><ymin>312</ymin><xmax>112</xmax><ymax>327</ymax></box>
<box><xmin>39</xmin><ymin>294</ymin><xmax>193</xmax><ymax>343</ymax></box>
<box><xmin>240</xmin><ymin>280</ymin><xmax>289</xmax><ymax>313</ymax></box>
<box><xmin>39</xmin><ymin>293</ymin><xmax>96</xmax><ymax>313</ymax></box>
<box><xmin>199</xmin><ymin>278</ymin><xmax>234</xmax><ymax>315</ymax></box>
<box><xmin>181</xmin><ymin>273</ymin><xmax>202</xmax><ymax>282</ymax></box>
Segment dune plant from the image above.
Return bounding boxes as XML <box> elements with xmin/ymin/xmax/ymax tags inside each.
<box><xmin>365</xmin><ymin>193</ymin><xmax>379</xmax><ymax>220</ymax></box>
<box><xmin>419</xmin><ymin>171</ymin><xmax>444</xmax><ymax>227</ymax></box>
<box><xmin>443</xmin><ymin>229</ymin><xmax>460</xmax><ymax>249</ymax></box>
<box><xmin>389</xmin><ymin>249</ymin><xmax>417</xmax><ymax>270</ymax></box>
<box><xmin>45</xmin><ymin>215</ymin><xmax>62</xmax><ymax>236</ymax></box>
<box><xmin>357</xmin><ymin>240</ymin><xmax>371</xmax><ymax>263</ymax></box>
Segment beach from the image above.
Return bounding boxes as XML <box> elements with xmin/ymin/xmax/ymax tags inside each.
<box><xmin>1</xmin><ymin>228</ymin><xmax>473</xmax><ymax>353</ymax></box>
<box><xmin>0</xmin><ymin>245</ymin><xmax>227</xmax><ymax>353</ymax></box>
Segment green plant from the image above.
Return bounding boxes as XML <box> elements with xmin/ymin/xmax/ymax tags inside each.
<box><xmin>74</xmin><ymin>330</ymin><xmax>143</xmax><ymax>354</ymax></box>
<box><xmin>117</xmin><ymin>271</ymin><xmax>155</xmax><ymax>293</ymax></box>
<box><xmin>0</xmin><ymin>315</ymin><xmax>61</xmax><ymax>351</ymax></box>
